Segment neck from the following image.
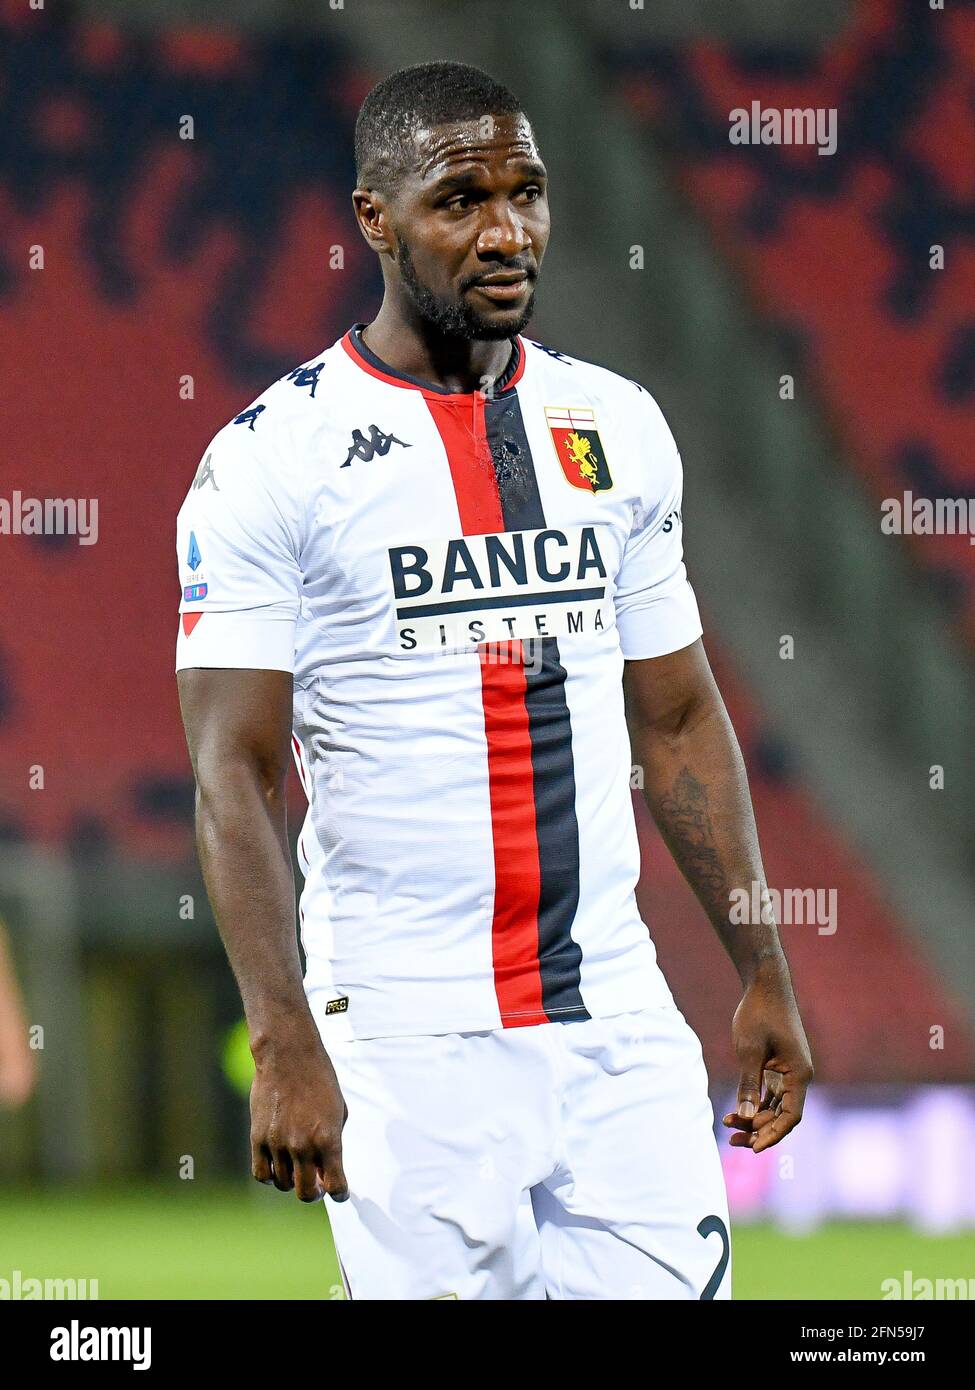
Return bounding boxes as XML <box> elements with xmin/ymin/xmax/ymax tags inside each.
<box><xmin>361</xmin><ymin>299</ymin><xmax>514</xmax><ymax>394</ymax></box>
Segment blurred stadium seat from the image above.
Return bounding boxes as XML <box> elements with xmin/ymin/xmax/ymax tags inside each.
<box><xmin>605</xmin><ymin>0</ymin><xmax>975</xmax><ymax>640</ymax></box>
<box><xmin>0</xmin><ymin>13</ymin><xmax>376</xmax><ymax>856</ymax></box>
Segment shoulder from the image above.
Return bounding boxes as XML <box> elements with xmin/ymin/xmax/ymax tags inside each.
<box><xmin>521</xmin><ymin>336</ymin><xmax>672</xmax><ymax>428</ymax></box>
<box><xmin>520</xmin><ymin>335</ymin><xmax>681</xmax><ymax>477</ymax></box>
<box><xmin>183</xmin><ymin>336</ymin><xmax>352</xmax><ymax>503</ymax></box>
<box><xmin>213</xmin><ymin>336</ymin><xmax>347</xmax><ymax>453</ymax></box>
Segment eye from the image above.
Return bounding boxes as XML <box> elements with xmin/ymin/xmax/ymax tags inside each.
<box><xmin>444</xmin><ymin>192</ymin><xmax>475</xmax><ymax>211</ymax></box>
<box><xmin>520</xmin><ymin>185</ymin><xmax>541</xmax><ymax>202</ymax></box>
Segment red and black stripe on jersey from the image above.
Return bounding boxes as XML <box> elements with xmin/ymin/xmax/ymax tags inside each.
<box><xmin>423</xmin><ymin>379</ymin><xmax>588</xmax><ymax>1028</ymax></box>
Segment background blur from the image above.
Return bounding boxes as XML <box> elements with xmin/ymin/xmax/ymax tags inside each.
<box><xmin>1</xmin><ymin>0</ymin><xmax>974</xmax><ymax>1299</ymax></box>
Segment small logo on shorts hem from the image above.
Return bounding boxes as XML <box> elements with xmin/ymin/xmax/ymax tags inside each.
<box><xmin>325</xmin><ymin>997</ymin><xmax>349</xmax><ymax>1015</ymax></box>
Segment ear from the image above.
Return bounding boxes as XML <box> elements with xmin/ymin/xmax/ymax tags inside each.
<box><xmin>352</xmin><ymin>187</ymin><xmax>395</xmax><ymax>256</ymax></box>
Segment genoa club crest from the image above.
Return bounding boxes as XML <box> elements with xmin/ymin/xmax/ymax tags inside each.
<box><xmin>545</xmin><ymin>407</ymin><xmax>613</xmax><ymax>492</ymax></box>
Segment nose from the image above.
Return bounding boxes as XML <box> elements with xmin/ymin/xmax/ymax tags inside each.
<box><xmin>476</xmin><ymin>202</ymin><xmax>532</xmax><ymax>261</ymax></box>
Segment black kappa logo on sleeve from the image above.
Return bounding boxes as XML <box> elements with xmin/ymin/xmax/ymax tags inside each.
<box><xmin>233</xmin><ymin>404</ymin><xmax>265</xmax><ymax>432</ymax></box>
<box><xmin>341</xmin><ymin>425</ymin><xmax>411</xmax><ymax>467</ymax></box>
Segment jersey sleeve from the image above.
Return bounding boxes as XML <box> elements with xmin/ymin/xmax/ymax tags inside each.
<box><xmin>175</xmin><ymin>422</ymin><xmax>304</xmax><ymax>673</ymax></box>
<box><xmin>613</xmin><ymin>393</ymin><xmax>703</xmax><ymax>660</ymax></box>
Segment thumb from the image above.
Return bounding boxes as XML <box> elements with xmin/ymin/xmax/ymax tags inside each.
<box><xmin>736</xmin><ymin>1048</ymin><xmax>765</xmax><ymax>1119</ymax></box>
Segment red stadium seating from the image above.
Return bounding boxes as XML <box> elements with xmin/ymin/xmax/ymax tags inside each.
<box><xmin>611</xmin><ymin>0</ymin><xmax>975</xmax><ymax>640</ymax></box>
<box><xmin>0</xmin><ymin>16</ymin><xmax>375</xmax><ymax>856</ymax></box>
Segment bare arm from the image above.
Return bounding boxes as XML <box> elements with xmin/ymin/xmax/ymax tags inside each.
<box><xmin>0</xmin><ymin>921</ymin><xmax>35</xmax><ymax>1107</ymax></box>
<box><xmin>177</xmin><ymin>667</ymin><xmax>348</xmax><ymax>1201</ymax></box>
<box><xmin>624</xmin><ymin>639</ymin><xmax>813</xmax><ymax>1152</ymax></box>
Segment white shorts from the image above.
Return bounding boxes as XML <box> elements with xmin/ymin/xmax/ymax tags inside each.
<box><xmin>315</xmin><ymin>1002</ymin><xmax>731</xmax><ymax>1301</ymax></box>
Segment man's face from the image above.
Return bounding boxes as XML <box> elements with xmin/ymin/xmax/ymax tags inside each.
<box><xmin>382</xmin><ymin>113</ymin><xmax>550</xmax><ymax>340</ymax></box>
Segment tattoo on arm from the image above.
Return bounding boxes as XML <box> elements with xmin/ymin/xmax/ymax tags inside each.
<box><xmin>655</xmin><ymin>766</ymin><xmax>728</xmax><ymax>922</ymax></box>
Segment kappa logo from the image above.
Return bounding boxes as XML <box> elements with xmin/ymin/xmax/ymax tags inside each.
<box><xmin>527</xmin><ymin>339</ymin><xmax>572</xmax><ymax>363</ymax></box>
<box><xmin>341</xmin><ymin>424</ymin><xmax>411</xmax><ymax>468</ymax></box>
<box><xmin>545</xmin><ymin>407</ymin><xmax>612</xmax><ymax>492</ymax></box>
<box><xmin>285</xmin><ymin>362</ymin><xmax>325</xmax><ymax>398</ymax></box>
<box><xmin>233</xmin><ymin>404</ymin><xmax>265</xmax><ymax>432</ymax></box>
<box><xmin>191</xmin><ymin>453</ymin><xmax>219</xmax><ymax>492</ymax></box>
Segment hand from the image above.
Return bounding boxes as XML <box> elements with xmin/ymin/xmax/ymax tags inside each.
<box><xmin>723</xmin><ymin>962</ymin><xmax>813</xmax><ymax>1154</ymax></box>
<box><xmin>249</xmin><ymin>1031</ymin><xmax>350</xmax><ymax>1202</ymax></box>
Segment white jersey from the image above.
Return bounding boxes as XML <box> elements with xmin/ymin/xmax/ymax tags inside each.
<box><xmin>175</xmin><ymin>325</ymin><xmax>703</xmax><ymax>1041</ymax></box>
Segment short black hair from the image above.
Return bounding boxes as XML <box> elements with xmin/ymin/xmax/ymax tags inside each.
<box><xmin>354</xmin><ymin>61</ymin><xmax>525</xmax><ymax>194</ymax></box>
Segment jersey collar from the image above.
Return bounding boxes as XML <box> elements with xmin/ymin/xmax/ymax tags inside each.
<box><xmin>342</xmin><ymin>322</ymin><xmax>525</xmax><ymax>397</ymax></box>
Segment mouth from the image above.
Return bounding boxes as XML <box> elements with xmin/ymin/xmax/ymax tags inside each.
<box><xmin>469</xmin><ymin>273</ymin><xmax>531</xmax><ymax>303</ymax></box>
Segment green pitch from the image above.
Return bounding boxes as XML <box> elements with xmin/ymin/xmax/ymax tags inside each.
<box><xmin>1</xmin><ymin>1187</ymin><xmax>972</xmax><ymax>1299</ymax></box>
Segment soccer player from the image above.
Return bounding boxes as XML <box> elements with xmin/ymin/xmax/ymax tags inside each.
<box><xmin>176</xmin><ymin>61</ymin><xmax>812</xmax><ymax>1300</ymax></box>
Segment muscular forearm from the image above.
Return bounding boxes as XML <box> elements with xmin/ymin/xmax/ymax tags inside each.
<box><xmin>177</xmin><ymin>668</ymin><xmax>348</xmax><ymax>1200</ymax></box>
<box><xmin>632</xmin><ymin>694</ymin><xmax>787</xmax><ymax>988</ymax></box>
<box><xmin>194</xmin><ymin>760</ymin><xmax>317</xmax><ymax>1055</ymax></box>
<box><xmin>624</xmin><ymin>648</ymin><xmax>812</xmax><ymax>1147</ymax></box>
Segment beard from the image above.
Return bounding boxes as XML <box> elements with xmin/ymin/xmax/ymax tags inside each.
<box><xmin>396</xmin><ymin>237</ymin><xmax>536</xmax><ymax>341</ymax></box>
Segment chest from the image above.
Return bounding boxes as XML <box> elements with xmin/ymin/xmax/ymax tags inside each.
<box><xmin>298</xmin><ymin>388</ymin><xmax>637</xmax><ymax>653</ymax></box>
